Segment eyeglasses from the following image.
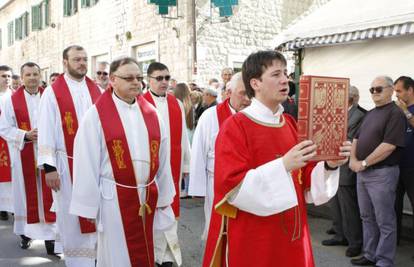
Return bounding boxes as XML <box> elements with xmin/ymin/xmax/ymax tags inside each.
<box><xmin>369</xmin><ymin>86</ymin><xmax>389</xmax><ymax>94</ymax></box>
<box><xmin>114</xmin><ymin>74</ymin><xmax>144</xmax><ymax>82</ymax></box>
<box><xmin>1</xmin><ymin>74</ymin><xmax>11</xmax><ymax>78</ymax></box>
<box><xmin>149</xmin><ymin>75</ymin><xmax>171</xmax><ymax>82</ymax></box>
<box><xmin>96</xmin><ymin>71</ymin><xmax>108</xmax><ymax>76</ymax></box>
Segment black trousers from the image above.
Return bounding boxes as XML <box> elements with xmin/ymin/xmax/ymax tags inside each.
<box><xmin>337</xmin><ymin>185</ymin><xmax>363</xmax><ymax>249</ymax></box>
<box><xmin>395</xmin><ymin>167</ymin><xmax>414</xmax><ymax>244</ymax></box>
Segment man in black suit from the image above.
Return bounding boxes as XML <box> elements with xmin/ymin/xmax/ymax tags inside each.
<box><xmin>322</xmin><ymin>86</ymin><xmax>366</xmax><ymax>257</ymax></box>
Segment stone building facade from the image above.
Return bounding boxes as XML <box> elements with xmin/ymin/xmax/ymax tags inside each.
<box><xmin>0</xmin><ymin>0</ymin><xmax>329</xmax><ymax>84</ymax></box>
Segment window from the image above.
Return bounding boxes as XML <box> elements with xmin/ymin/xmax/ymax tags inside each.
<box><xmin>7</xmin><ymin>21</ymin><xmax>13</xmax><ymax>46</ymax></box>
<box><xmin>64</xmin><ymin>0</ymin><xmax>78</xmax><ymax>16</ymax></box>
<box><xmin>15</xmin><ymin>12</ymin><xmax>29</xmax><ymax>40</ymax></box>
<box><xmin>81</xmin><ymin>0</ymin><xmax>99</xmax><ymax>8</ymax></box>
<box><xmin>32</xmin><ymin>1</ymin><xmax>49</xmax><ymax>31</ymax></box>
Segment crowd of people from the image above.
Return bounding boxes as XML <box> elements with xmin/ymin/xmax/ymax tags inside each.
<box><xmin>0</xmin><ymin>45</ymin><xmax>412</xmax><ymax>267</ymax></box>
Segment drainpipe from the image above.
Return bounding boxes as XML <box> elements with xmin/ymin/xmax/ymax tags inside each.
<box><xmin>191</xmin><ymin>0</ymin><xmax>197</xmax><ymax>78</ymax></box>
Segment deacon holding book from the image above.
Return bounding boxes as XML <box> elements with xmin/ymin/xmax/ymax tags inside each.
<box><xmin>70</xmin><ymin>57</ymin><xmax>175</xmax><ymax>267</ymax></box>
<box><xmin>202</xmin><ymin>50</ymin><xmax>351</xmax><ymax>267</ymax></box>
<box><xmin>37</xmin><ymin>45</ymin><xmax>101</xmax><ymax>267</ymax></box>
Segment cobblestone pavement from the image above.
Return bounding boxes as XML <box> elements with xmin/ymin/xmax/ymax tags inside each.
<box><xmin>0</xmin><ymin>198</ymin><xmax>413</xmax><ymax>266</ymax></box>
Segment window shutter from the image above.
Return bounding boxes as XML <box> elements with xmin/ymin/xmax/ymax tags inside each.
<box><xmin>64</xmin><ymin>0</ymin><xmax>71</xmax><ymax>16</ymax></box>
<box><xmin>15</xmin><ymin>18</ymin><xmax>22</xmax><ymax>40</ymax></box>
<box><xmin>23</xmin><ymin>12</ymin><xmax>29</xmax><ymax>37</ymax></box>
<box><xmin>44</xmin><ymin>0</ymin><xmax>50</xmax><ymax>26</ymax></box>
<box><xmin>8</xmin><ymin>21</ymin><xmax>14</xmax><ymax>46</ymax></box>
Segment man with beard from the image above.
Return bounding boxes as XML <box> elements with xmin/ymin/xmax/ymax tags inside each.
<box><xmin>37</xmin><ymin>45</ymin><xmax>101</xmax><ymax>267</ymax></box>
<box><xmin>0</xmin><ymin>65</ymin><xmax>14</xmax><ymax>221</ymax></box>
<box><xmin>188</xmin><ymin>72</ymin><xmax>251</xmax><ymax>240</ymax></box>
<box><xmin>0</xmin><ymin>62</ymin><xmax>57</xmax><ymax>255</ymax></box>
<box><xmin>94</xmin><ymin>61</ymin><xmax>110</xmax><ymax>92</ymax></box>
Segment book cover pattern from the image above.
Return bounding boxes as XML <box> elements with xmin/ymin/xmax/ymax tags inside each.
<box><xmin>298</xmin><ymin>76</ymin><xmax>349</xmax><ymax>161</ymax></box>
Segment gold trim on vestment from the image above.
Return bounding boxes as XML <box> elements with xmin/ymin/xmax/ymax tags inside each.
<box><xmin>241</xmin><ymin>112</ymin><xmax>286</xmax><ymax>128</ymax></box>
<box><xmin>214</xmin><ymin>184</ymin><xmax>242</xmax><ymax>219</ymax></box>
<box><xmin>209</xmin><ymin>216</ymin><xmax>228</xmax><ymax>267</ymax></box>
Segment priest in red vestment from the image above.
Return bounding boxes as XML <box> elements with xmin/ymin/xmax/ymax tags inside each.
<box><xmin>203</xmin><ymin>50</ymin><xmax>352</xmax><ymax>267</ymax></box>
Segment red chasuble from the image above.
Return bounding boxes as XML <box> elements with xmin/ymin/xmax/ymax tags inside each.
<box><xmin>52</xmin><ymin>74</ymin><xmax>101</xmax><ymax>233</ymax></box>
<box><xmin>203</xmin><ymin>113</ymin><xmax>317</xmax><ymax>267</ymax></box>
<box><xmin>216</xmin><ymin>98</ymin><xmax>232</xmax><ymax>127</ymax></box>
<box><xmin>11</xmin><ymin>86</ymin><xmax>56</xmax><ymax>224</ymax></box>
<box><xmin>96</xmin><ymin>89</ymin><xmax>160</xmax><ymax>267</ymax></box>
<box><xmin>144</xmin><ymin>91</ymin><xmax>182</xmax><ymax>217</ymax></box>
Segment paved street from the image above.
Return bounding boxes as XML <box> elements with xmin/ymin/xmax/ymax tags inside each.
<box><xmin>1</xmin><ymin>198</ymin><xmax>413</xmax><ymax>266</ymax></box>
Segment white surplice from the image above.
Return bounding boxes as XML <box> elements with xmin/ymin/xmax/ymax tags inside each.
<box><xmin>69</xmin><ymin>93</ymin><xmax>175</xmax><ymax>267</ymax></box>
<box><xmin>0</xmin><ymin>89</ymin><xmax>13</xmax><ymax>213</ymax></box>
<box><xmin>188</xmin><ymin>103</ymin><xmax>235</xmax><ymax>240</ymax></box>
<box><xmin>147</xmin><ymin>92</ymin><xmax>191</xmax><ymax>266</ymax></box>
<box><xmin>227</xmin><ymin>98</ymin><xmax>340</xmax><ymax>215</ymax></box>
<box><xmin>37</xmin><ymin>74</ymin><xmax>97</xmax><ymax>267</ymax></box>
<box><xmin>0</xmin><ymin>89</ymin><xmax>56</xmax><ymax>239</ymax></box>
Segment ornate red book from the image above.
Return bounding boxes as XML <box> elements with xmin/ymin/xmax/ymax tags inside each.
<box><xmin>297</xmin><ymin>75</ymin><xmax>349</xmax><ymax>161</ymax></box>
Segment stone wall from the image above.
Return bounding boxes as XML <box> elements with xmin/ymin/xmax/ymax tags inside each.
<box><xmin>0</xmin><ymin>0</ymin><xmax>330</xmax><ymax>84</ymax></box>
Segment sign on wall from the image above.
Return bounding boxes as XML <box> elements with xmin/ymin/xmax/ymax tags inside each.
<box><xmin>134</xmin><ymin>41</ymin><xmax>158</xmax><ymax>75</ymax></box>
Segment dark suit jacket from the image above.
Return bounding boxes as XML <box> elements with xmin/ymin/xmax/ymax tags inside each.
<box><xmin>339</xmin><ymin>105</ymin><xmax>366</xmax><ymax>186</ymax></box>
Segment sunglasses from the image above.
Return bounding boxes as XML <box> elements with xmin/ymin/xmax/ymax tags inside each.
<box><xmin>369</xmin><ymin>86</ymin><xmax>389</xmax><ymax>94</ymax></box>
<box><xmin>149</xmin><ymin>75</ymin><xmax>171</xmax><ymax>82</ymax></box>
<box><xmin>96</xmin><ymin>71</ymin><xmax>108</xmax><ymax>76</ymax></box>
<box><xmin>1</xmin><ymin>74</ymin><xmax>11</xmax><ymax>78</ymax></box>
<box><xmin>114</xmin><ymin>74</ymin><xmax>144</xmax><ymax>82</ymax></box>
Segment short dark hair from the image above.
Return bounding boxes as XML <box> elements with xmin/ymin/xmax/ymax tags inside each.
<box><xmin>0</xmin><ymin>65</ymin><xmax>13</xmax><ymax>72</ymax></box>
<box><xmin>20</xmin><ymin>62</ymin><xmax>41</xmax><ymax>75</ymax></box>
<box><xmin>147</xmin><ymin>62</ymin><xmax>168</xmax><ymax>76</ymax></box>
<box><xmin>50</xmin><ymin>72</ymin><xmax>60</xmax><ymax>79</ymax></box>
<box><xmin>63</xmin><ymin>45</ymin><xmax>85</xmax><ymax>60</ymax></box>
<box><xmin>109</xmin><ymin>57</ymin><xmax>140</xmax><ymax>75</ymax></box>
<box><xmin>242</xmin><ymin>50</ymin><xmax>287</xmax><ymax>98</ymax></box>
<box><xmin>394</xmin><ymin>76</ymin><xmax>414</xmax><ymax>91</ymax></box>
<box><xmin>12</xmin><ymin>74</ymin><xmax>20</xmax><ymax>80</ymax></box>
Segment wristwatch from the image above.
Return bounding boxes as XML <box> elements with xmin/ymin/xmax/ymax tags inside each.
<box><xmin>361</xmin><ymin>160</ymin><xmax>368</xmax><ymax>168</ymax></box>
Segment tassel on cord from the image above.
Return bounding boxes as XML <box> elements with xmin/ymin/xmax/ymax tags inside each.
<box><xmin>139</xmin><ymin>203</ymin><xmax>152</xmax><ymax>217</ymax></box>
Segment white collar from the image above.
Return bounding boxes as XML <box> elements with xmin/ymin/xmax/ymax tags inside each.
<box><xmin>64</xmin><ymin>73</ymin><xmax>86</xmax><ymax>87</ymax></box>
<box><xmin>112</xmin><ymin>92</ymin><xmax>136</xmax><ymax>109</ymax></box>
<box><xmin>241</xmin><ymin>98</ymin><xmax>284</xmax><ymax>125</ymax></box>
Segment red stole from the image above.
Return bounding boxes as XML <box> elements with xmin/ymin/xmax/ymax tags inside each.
<box><xmin>144</xmin><ymin>91</ymin><xmax>182</xmax><ymax>217</ymax></box>
<box><xmin>52</xmin><ymin>74</ymin><xmax>101</xmax><ymax>233</ymax></box>
<box><xmin>216</xmin><ymin>98</ymin><xmax>233</xmax><ymax>127</ymax></box>
<box><xmin>203</xmin><ymin>113</ymin><xmax>316</xmax><ymax>267</ymax></box>
<box><xmin>0</xmin><ymin>137</ymin><xmax>11</xmax><ymax>183</ymax></box>
<box><xmin>96</xmin><ymin>89</ymin><xmax>160</xmax><ymax>267</ymax></box>
<box><xmin>0</xmin><ymin>91</ymin><xmax>12</xmax><ymax>182</ymax></box>
<box><xmin>11</xmin><ymin>86</ymin><xmax>56</xmax><ymax>223</ymax></box>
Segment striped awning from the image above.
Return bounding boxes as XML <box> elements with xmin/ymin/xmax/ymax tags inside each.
<box><xmin>284</xmin><ymin>21</ymin><xmax>414</xmax><ymax>50</ymax></box>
